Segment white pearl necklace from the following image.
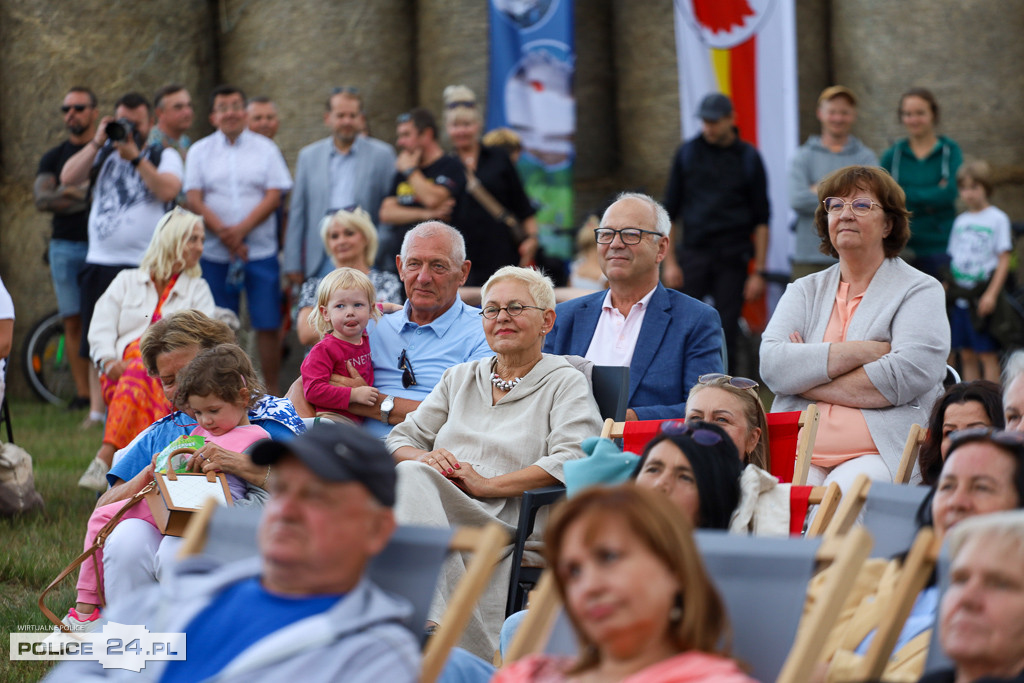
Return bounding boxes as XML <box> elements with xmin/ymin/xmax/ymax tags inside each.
<box><xmin>491</xmin><ymin>373</ymin><xmax>522</xmax><ymax>392</ymax></box>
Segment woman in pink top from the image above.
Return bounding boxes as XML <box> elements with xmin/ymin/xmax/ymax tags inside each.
<box><xmin>495</xmin><ymin>486</ymin><xmax>755</xmax><ymax>683</ymax></box>
<box><xmin>761</xmin><ymin>166</ymin><xmax>950</xmax><ymax>491</ymax></box>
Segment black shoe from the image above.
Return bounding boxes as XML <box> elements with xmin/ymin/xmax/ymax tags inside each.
<box><xmin>68</xmin><ymin>397</ymin><xmax>90</xmax><ymax>411</ymax></box>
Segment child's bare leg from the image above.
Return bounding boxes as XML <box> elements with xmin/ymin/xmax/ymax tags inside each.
<box><xmin>960</xmin><ymin>348</ymin><xmax>980</xmax><ymax>382</ymax></box>
<box><xmin>980</xmin><ymin>351</ymin><xmax>1002</xmax><ymax>383</ymax></box>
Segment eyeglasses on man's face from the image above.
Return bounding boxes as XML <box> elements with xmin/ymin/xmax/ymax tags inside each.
<box><xmin>823</xmin><ymin>197</ymin><xmax>882</xmax><ymax>216</ymax></box>
<box><xmin>593</xmin><ymin>227</ymin><xmax>663</xmax><ymax>245</ymax></box>
<box><xmin>61</xmin><ymin>104</ymin><xmax>91</xmax><ymax>114</ymax></box>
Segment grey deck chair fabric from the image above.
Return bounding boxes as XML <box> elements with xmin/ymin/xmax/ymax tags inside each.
<box><xmin>176</xmin><ymin>505</ymin><xmax>452</xmax><ymax>644</ymax></box>
<box><xmin>922</xmin><ymin>546</ymin><xmax>953</xmax><ymax>674</ymax></box>
<box><xmin>695</xmin><ymin>529</ymin><xmax>824</xmax><ymax>683</ymax></box>
<box><xmin>536</xmin><ymin>530</ymin><xmax>826</xmax><ymax>683</ymax></box>
<box><xmin>861</xmin><ymin>483</ymin><xmax>931</xmax><ymax>558</ymax></box>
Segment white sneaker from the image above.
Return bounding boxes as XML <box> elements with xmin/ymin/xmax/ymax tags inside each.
<box><xmin>43</xmin><ymin>608</ymin><xmax>105</xmax><ymax>645</ymax></box>
<box><xmin>77</xmin><ymin>458</ymin><xmax>110</xmax><ymax>492</ymax></box>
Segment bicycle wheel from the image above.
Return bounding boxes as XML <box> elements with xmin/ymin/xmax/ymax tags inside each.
<box><xmin>22</xmin><ymin>311</ymin><xmax>75</xmax><ymax>406</ymax></box>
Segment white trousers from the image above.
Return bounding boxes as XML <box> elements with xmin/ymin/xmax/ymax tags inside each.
<box><xmin>102</xmin><ymin>519</ymin><xmax>183</xmax><ymax>604</ymax></box>
<box><xmin>805</xmin><ymin>451</ymin><xmax>893</xmax><ymax>492</ymax></box>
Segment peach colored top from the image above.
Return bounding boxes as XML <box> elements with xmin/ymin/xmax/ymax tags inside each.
<box><xmin>811</xmin><ymin>281</ymin><xmax>880</xmax><ymax>467</ymax></box>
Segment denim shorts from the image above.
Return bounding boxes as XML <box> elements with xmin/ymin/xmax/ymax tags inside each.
<box><xmin>202</xmin><ymin>256</ymin><xmax>283</xmax><ymax>330</ymax></box>
<box><xmin>48</xmin><ymin>239</ymin><xmax>88</xmax><ymax>317</ymax></box>
<box><xmin>950</xmin><ymin>302</ymin><xmax>999</xmax><ymax>353</ymax></box>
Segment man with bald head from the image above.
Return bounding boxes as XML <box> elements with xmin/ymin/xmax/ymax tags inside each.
<box><xmin>545</xmin><ymin>192</ymin><xmax>724</xmax><ymax>420</ymax></box>
<box><xmin>290</xmin><ymin>220</ymin><xmax>490</xmax><ymax>437</ymax></box>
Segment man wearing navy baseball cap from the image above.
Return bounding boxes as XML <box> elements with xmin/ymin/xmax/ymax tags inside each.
<box><xmin>49</xmin><ymin>423</ymin><xmax>419</xmax><ymax>682</ymax></box>
<box><xmin>662</xmin><ymin>91</ymin><xmax>770</xmax><ymax>373</ymax></box>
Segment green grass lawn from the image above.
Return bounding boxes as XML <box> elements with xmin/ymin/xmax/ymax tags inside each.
<box><xmin>2</xmin><ymin>399</ymin><xmax>103</xmax><ymax>682</ymax></box>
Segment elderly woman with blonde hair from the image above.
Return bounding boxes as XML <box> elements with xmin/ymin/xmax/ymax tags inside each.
<box><xmin>79</xmin><ymin>208</ymin><xmax>216</xmax><ymax>491</ymax></box>
<box><xmin>444</xmin><ymin>85</ymin><xmax>540</xmax><ymax>285</ymax></box>
<box><xmin>296</xmin><ymin>206</ymin><xmax>402</xmax><ymax>344</ymax></box>
<box><xmin>387</xmin><ymin>265</ymin><xmax>603</xmax><ymax>658</ymax></box>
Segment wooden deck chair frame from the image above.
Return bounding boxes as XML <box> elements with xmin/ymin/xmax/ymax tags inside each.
<box><xmin>896</xmin><ymin>423</ymin><xmax>927</xmax><ymax>484</ymax></box>
<box><xmin>504</xmin><ymin>527</ymin><xmax>873</xmax><ymax>683</ymax></box>
<box><xmin>178</xmin><ymin>501</ymin><xmax>509</xmax><ymax>683</ymax></box>
<box><xmin>806</xmin><ymin>481</ymin><xmax>842</xmax><ymax>536</ymax></box>
<box><xmin>777</xmin><ymin>526</ymin><xmax>874</xmax><ymax>683</ymax></box>
<box><xmin>849</xmin><ymin>527</ymin><xmax>942</xmax><ymax>681</ymax></box>
<box><xmin>791</xmin><ymin>404</ymin><xmax>820</xmax><ymax>486</ymax></box>
<box><xmin>824</xmin><ymin>473</ymin><xmax>873</xmax><ymax>538</ymax></box>
<box><xmin>420</xmin><ymin>523</ymin><xmax>509</xmax><ymax>683</ymax></box>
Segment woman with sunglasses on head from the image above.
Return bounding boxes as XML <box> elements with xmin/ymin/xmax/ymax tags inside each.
<box><xmin>685</xmin><ymin>373</ymin><xmax>769</xmax><ymax>471</ymax></box>
<box><xmin>761</xmin><ymin>165</ymin><xmax>950</xmax><ymax>493</ymax></box>
<box><xmin>631</xmin><ymin>420</ymin><xmax>743</xmax><ymax>530</ymax></box>
<box><xmin>813</xmin><ymin>427</ymin><xmax>1024</xmax><ymax>682</ymax></box>
<box><xmin>386</xmin><ymin>266</ymin><xmax>603</xmax><ymax>659</ymax></box>
<box><xmin>443</xmin><ymin>85</ymin><xmax>540</xmax><ymax>286</ymax></box>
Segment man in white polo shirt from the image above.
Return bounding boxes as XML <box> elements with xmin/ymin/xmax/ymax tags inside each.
<box><xmin>185</xmin><ymin>85</ymin><xmax>292</xmax><ymax>393</ymax></box>
<box><xmin>544</xmin><ymin>192</ymin><xmax>723</xmax><ymax>420</ymax></box>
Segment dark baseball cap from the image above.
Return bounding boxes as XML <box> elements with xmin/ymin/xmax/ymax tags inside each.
<box><xmin>251</xmin><ymin>423</ymin><xmax>396</xmax><ymax>507</ymax></box>
<box><xmin>697</xmin><ymin>93</ymin><xmax>733</xmax><ymax>121</ymax></box>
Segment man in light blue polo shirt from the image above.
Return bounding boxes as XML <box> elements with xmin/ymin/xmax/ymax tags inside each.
<box><xmin>290</xmin><ymin>221</ymin><xmax>490</xmax><ymax>437</ymax></box>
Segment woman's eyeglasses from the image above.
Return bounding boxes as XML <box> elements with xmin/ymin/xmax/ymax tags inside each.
<box><xmin>698</xmin><ymin>373</ymin><xmax>759</xmax><ymax>391</ymax></box>
<box><xmin>658</xmin><ymin>420</ymin><xmax>723</xmax><ymax>447</ymax></box>
<box><xmin>479</xmin><ymin>303</ymin><xmax>545</xmax><ymax>319</ymax></box>
<box><xmin>822</xmin><ymin>197</ymin><xmax>882</xmax><ymax>216</ymax></box>
<box><xmin>399</xmin><ymin>349</ymin><xmax>416</xmax><ymax>389</ymax></box>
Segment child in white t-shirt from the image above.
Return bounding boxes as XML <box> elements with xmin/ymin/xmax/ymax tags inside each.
<box><xmin>946</xmin><ymin>160</ymin><xmax>1012</xmax><ymax>382</ymax></box>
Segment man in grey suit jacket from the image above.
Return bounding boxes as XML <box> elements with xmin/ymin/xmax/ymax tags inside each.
<box><xmin>284</xmin><ymin>89</ymin><xmax>396</xmax><ymax>285</ymax></box>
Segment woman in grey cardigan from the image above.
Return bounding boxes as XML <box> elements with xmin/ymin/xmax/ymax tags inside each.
<box><xmin>761</xmin><ymin>165</ymin><xmax>949</xmax><ymax>491</ymax></box>
<box><xmin>386</xmin><ymin>265</ymin><xmax>603</xmax><ymax>659</ymax></box>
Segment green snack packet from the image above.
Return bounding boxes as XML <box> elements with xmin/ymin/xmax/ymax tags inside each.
<box><xmin>154</xmin><ymin>435</ymin><xmax>206</xmax><ymax>474</ymax></box>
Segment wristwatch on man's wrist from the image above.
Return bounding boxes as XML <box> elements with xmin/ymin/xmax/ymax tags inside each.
<box><xmin>380</xmin><ymin>395</ymin><xmax>395</xmax><ymax>425</ymax></box>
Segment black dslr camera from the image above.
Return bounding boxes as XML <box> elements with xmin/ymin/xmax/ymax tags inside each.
<box><xmin>104</xmin><ymin>118</ymin><xmax>138</xmax><ymax>144</ymax></box>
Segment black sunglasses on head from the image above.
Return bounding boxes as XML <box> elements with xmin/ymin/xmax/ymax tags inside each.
<box><xmin>948</xmin><ymin>427</ymin><xmax>1024</xmax><ymax>453</ymax></box>
<box><xmin>658</xmin><ymin>419</ymin><xmax>724</xmax><ymax>447</ymax></box>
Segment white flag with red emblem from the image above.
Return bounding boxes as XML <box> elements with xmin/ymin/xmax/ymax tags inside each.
<box><xmin>673</xmin><ymin>0</ymin><xmax>798</xmax><ymax>279</ymax></box>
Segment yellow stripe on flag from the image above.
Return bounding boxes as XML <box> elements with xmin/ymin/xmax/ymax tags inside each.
<box><xmin>710</xmin><ymin>48</ymin><xmax>731</xmax><ymax>96</ymax></box>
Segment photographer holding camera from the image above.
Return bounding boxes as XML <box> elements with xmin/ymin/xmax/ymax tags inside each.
<box><xmin>61</xmin><ymin>91</ymin><xmax>183</xmax><ymax>426</ymax></box>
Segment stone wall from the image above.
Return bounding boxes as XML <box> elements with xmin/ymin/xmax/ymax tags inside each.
<box><xmin>2</xmin><ymin>0</ymin><xmax>1023</xmax><ymax>396</ymax></box>
<box><xmin>832</xmin><ymin>0</ymin><xmax>1024</xmax><ymax>219</ymax></box>
<box><xmin>216</xmin><ymin>0</ymin><xmax>416</xmax><ymax>165</ymax></box>
<box><xmin>0</xmin><ymin>0</ymin><xmax>216</xmax><ymax>397</ymax></box>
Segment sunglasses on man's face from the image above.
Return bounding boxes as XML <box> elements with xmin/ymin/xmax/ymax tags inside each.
<box><xmin>61</xmin><ymin>104</ymin><xmax>90</xmax><ymax>113</ymax></box>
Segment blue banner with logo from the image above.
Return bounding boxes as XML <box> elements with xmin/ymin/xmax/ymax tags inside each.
<box><xmin>487</xmin><ymin>0</ymin><xmax>575</xmax><ymax>261</ymax></box>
